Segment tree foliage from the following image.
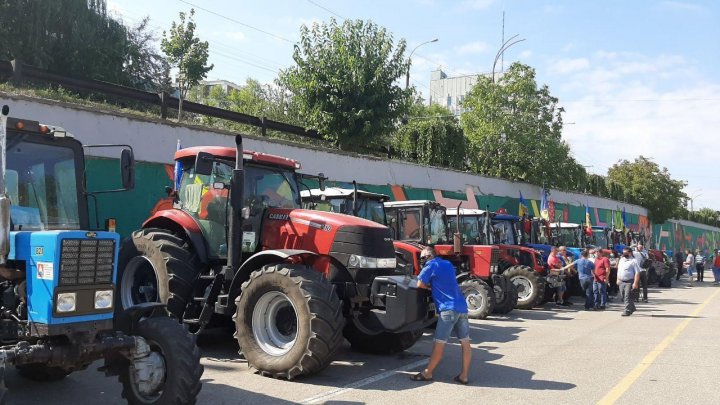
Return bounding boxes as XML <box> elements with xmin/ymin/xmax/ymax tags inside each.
<box><xmin>460</xmin><ymin>63</ymin><xmax>584</xmax><ymax>189</ymax></box>
<box><xmin>161</xmin><ymin>8</ymin><xmax>213</xmax><ymax>119</ymax></box>
<box><xmin>394</xmin><ymin>103</ymin><xmax>466</xmax><ymax>169</ymax></box>
<box><xmin>607</xmin><ymin>156</ymin><xmax>687</xmax><ymax>223</ymax></box>
<box><xmin>124</xmin><ymin>17</ymin><xmax>171</xmax><ymax>92</ymax></box>
<box><xmin>279</xmin><ymin>19</ymin><xmax>410</xmax><ymax>150</ymax></box>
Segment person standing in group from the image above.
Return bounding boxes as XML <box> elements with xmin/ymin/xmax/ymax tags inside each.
<box><xmin>675</xmin><ymin>251</ymin><xmax>685</xmax><ymax>281</ymax></box>
<box><xmin>617</xmin><ymin>247</ymin><xmax>641</xmax><ymax>316</ymax></box>
<box><xmin>712</xmin><ymin>249</ymin><xmax>720</xmax><ymax>285</ymax></box>
<box><xmin>576</xmin><ymin>250</ymin><xmax>596</xmax><ymax>310</ymax></box>
<box><xmin>558</xmin><ymin>246</ymin><xmax>576</xmax><ymax>305</ymax></box>
<box><xmin>412</xmin><ymin>247</ymin><xmax>471</xmax><ymax>385</ymax></box>
<box><xmin>593</xmin><ymin>249</ymin><xmax>610</xmax><ymax>310</ymax></box>
<box><xmin>633</xmin><ymin>244</ymin><xmax>649</xmax><ymax>303</ymax></box>
<box><xmin>695</xmin><ymin>250</ymin><xmax>705</xmax><ymax>282</ymax></box>
<box><xmin>548</xmin><ymin>246</ymin><xmax>570</xmax><ymax>306</ymax></box>
<box><xmin>684</xmin><ymin>249</ymin><xmax>695</xmax><ymax>283</ymax></box>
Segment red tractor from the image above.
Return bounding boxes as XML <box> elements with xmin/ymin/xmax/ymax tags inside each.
<box><xmin>449</xmin><ymin>208</ymin><xmax>547</xmax><ymax>309</ymax></box>
<box><xmin>383</xmin><ymin>201</ymin><xmax>516</xmax><ymax>319</ymax></box>
<box><xmin>117</xmin><ymin>136</ymin><xmax>434</xmax><ymax>379</ymax></box>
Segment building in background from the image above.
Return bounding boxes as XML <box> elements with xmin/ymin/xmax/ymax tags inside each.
<box><xmin>429</xmin><ymin>69</ymin><xmax>498</xmax><ymax>115</ymax></box>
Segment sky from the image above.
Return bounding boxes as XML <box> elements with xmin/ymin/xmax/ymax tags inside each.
<box><xmin>109</xmin><ymin>0</ymin><xmax>720</xmax><ymax>211</ymax></box>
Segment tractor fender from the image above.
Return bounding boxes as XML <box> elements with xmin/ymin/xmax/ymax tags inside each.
<box><xmin>228</xmin><ymin>249</ymin><xmax>318</xmax><ymax>300</ymax></box>
<box><xmin>455</xmin><ymin>271</ymin><xmax>470</xmax><ymax>282</ymax></box>
<box><xmin>113</xmin><ymin>302</ymin><xmax>167</xmax><ymax>335</ymax></box>
<box><xmin>142</xmin><ymin>209</ymin><xmax>210</xmax><ymax>265</ymax></box>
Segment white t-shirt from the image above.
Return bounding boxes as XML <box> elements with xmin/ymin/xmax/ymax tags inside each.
<box><xmin>685</xmin><ymin>254</ymin><xmax>695</xmax><ymax>268</ymax></box>
<box><xmin>617</xmin><ymin>257</ymin><xmax>640</xmax><ymax>282</ymax></box>
<box><xmin>633</xmin><ymin>250</ymin><xmax>649</xmax><ymax>272</ymax></box>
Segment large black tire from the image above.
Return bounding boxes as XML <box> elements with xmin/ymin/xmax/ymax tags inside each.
<box><xmin>118</xmin><ymin>317</ymin><xmax>203</xmax><ymax>404</ymax></box>
<box><xmin>117</xmin><ymin>229</ymin><xmax>201</xmax><ymax>319</ymax></box>
<box><xmin>343</xmin><ymin>322</ymin><xmax>424</xmax><ymax>354</ymax></box>
<box><xmin>233</xmin><ymin>264</ymin><xmax>344</xmax><ymax>379</ymax></box>
<box><xmin>15</xmin><ymin>364</ymin><xmax>70</xmax><ymax>381</ymax></box>
<box><xmin>460</xmin><ymin>279</ymin><xmax>494</xmax><ymax>319</ymax></box>
<box><xmin>492</xmin><ymin>278</ymin><xmax>518</xmax><ymax>314</ymax></box>
<box><xmin>504</xmin><ymin>265</ymin><xmax>544</xmax><ymax>309</ymax></box>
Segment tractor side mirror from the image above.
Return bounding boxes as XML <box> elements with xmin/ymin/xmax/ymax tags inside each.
<box><xmin>194</xmin><ymin>152</ymin><xmax>213</xmax><ymax>176</ymax></box>
<box><xmin>120</xmin><ymin>148</ymin><xmax>135</xmax><ymax>190</ymax></box>
<box><xmin>318</xmin><ymin>172</ymin><xmax>326</xmax><ymax>191</ymax></box>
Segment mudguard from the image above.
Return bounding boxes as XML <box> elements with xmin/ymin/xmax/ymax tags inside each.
<box><xmin>228</xmin><ymin>249</ymin><xmax>318</xmax><ymax>298</ymax></box>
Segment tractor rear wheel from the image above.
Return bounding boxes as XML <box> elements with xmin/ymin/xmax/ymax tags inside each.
<box><xmin>461</xmin><ymin>279</ymin><xmax>494</xmax><ymax>319</ymax></box>
<box><xmin>504</xmin><ymin>265</ymin><xmax>544</xmax><ymax>309</ymax></box>
<box><xmin>234</xmin><ymin>264</ymin><xmax>344</xmax><ymax>379</ymax></box>
<box><xmin>343</xmin><ymin>322</ymin><xmax>424</xmax><ymax>354</ymax></box>
<box><xmin>492</xmin><ymin>278</ymin><xmax>518</xmax><ymax>314</ymax></box>
<box><xmin>117</xmin><ymin>229</ymin><xmax>201</xmax><ymax>320</ymax></box>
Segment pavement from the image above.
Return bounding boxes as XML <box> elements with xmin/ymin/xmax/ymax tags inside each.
<box><xmin>5</xmin><ymin>272</ymin><xmax>720</xmax><ymax>404</ymax></box>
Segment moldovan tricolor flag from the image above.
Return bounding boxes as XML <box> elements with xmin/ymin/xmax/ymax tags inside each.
<box><xmin>173</xmin><ymin>139</ymin><xmax>183</xmax><ymax>190</ymax></box>
<box><xmin>540</xmin><ymin>188</ymin><xmax>549</xmax><ymax>220</ymax></box>
<box><xmin>519</xmin><ymin>191</ymin><xmax>529</xmax><ymax>217</ymax></box>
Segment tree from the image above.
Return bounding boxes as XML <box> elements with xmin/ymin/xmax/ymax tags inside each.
<box><xmin>161</xmin><ymin>9</ymin><xmax>213</xmax><ymax>120</ymax></box>
<box><xmin>460</xmin><ymin>63</ymin><xmax>582</xmax><ymax>189</ymax></box>
<box><xmin>0</xmin><ymin>0</ymin><xmax>129</xmax><ymax>82</ymax></box>
<box><xmin>394</xmin><ymin>103</ymin><xmax>467</xmax><ymax>169</ymax></box>
<box><xmin>279</xmin><ymin>18</ymin><xmax>410</xmax><ymax>150</ymax></box>
<box><xmin>124</xmin><ymin>17</ymin><xmax>171</xmax><ymax>92</ymax></box>
<box><xmin>607</xmin><ymin>156</ymin><xmax>687</xmax><ymax>224</ymax></box>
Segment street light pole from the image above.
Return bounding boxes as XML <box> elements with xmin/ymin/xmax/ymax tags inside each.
<box><xmin>406</xmin><ymin>38</ymin><xmax>438</xmax><ymax>90</ymax></box>
<box><xmin>492</xmin><ymin>34</ymin><xmax>525</xmax><ymax>83</ymax></box>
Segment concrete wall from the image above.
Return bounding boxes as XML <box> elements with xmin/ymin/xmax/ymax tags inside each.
<box><xmin>3</xmin><ymin>91</ymin><xmax>718</xmax><ymax>253</ymax></box>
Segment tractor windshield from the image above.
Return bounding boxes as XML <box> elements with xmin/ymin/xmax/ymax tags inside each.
<box><xmin>313</xmin><ymin>197</ymin><xmax>386</xmax><ymax>225</ymax></box>
<box><xmin>449</xmin><ymin>215</ymin><xmax>490</xmax><ymax>245</ymax></box>
<box><xmin>426</xmin><ymin>207</ymin><xmax>449</xmax><ymax>245</ymax></box>
<box><xmin>588</xmin><ymin>229</ymin><xmax>610</xmax><ymax>248</ymax></box>
<box><xmin>6</xmin><ymin>137</ymin><xmax>81</xmax><ymax>231</ymax></box>
<box><xmin>491</xmin><ymin>219</ymin><xmax>516</xmax><ymax>245</ymax></box>
<box><xmin>551</xmin><ymin>226</ymin><xmax>582</xmax><ymax>247</ymax></box>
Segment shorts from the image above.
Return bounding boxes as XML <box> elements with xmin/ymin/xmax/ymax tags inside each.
<box><xmin>434</xmin><ymin>310</ymin><xmax>470</xmax><ymax>343</ymax></box>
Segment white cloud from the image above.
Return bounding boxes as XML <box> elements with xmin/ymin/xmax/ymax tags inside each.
<box><xmin>660</xmin><ymin>1</ymin><xmax>704</xmax><ymax>12</ymax></box>
<box><xmin>554</xmin><ymin>51</ymin><xmax>720</xmax><ymax>210</ymax></box>
<box><xmin>456</xmin><ymin>41</ymin><xmax>489</xmax><ymax>55</ymax></box>
<box><xmin>462</xmin><ymin>0</ymin><xmax>495</xmax><ymax>10</ymax></box>
<box><xmin>225</xmin><ymin>31</ymin><xmax>246</xmax><ymax>42</ymax></box>
<box><xmin>549</xmin><ymin>57</ymin><xmax>590</xmax><ymax>74</ymax></box>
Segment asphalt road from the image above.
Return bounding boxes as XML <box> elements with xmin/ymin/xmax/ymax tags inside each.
<box><xmin>5</xmin><ymin>271</ymin><xmax>720</xmax><ymax>404</ymax></box>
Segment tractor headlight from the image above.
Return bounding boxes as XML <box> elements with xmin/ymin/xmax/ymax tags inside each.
<box><xmin>348</xmin><ymin>255</ymin><xmax>396</xmax><ymax>269</ymax></box>
<box><xmin>56</xmin><ymin>292</ymin><xmax>77</xmax><ymax>313</ymax></box>
<box><xmin>94</xmin><ymin>290</ymin><xmax>113</xmax><ymax>309</ymax></box>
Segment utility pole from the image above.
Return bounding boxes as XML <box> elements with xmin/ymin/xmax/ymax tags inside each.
<box><xmin>406</xmin><ymin>38</ymin><xmax>439</xmax><ymax>90</ymax></box>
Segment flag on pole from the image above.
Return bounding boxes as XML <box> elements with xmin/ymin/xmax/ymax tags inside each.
<box><xmin>173</xmin><ymin>139</ymin><xmax>183</xmax><ymax>190</ymax></box>
<box><xmin>540</xmin><ymin>188</ymin><xmax>549</xmax><ymax>220</ymax></box>
<box><xmin>519</xmin><ymin>191</ymin><xmax>528</xmax><ymax>217</ymax></box>
<box><xmin>621</xmin><ymin>207</ymin><xmax>628</xmax><ymax>234</ymax></box>
<box><xmin>585</xmin><ymin>203</ymin><xmax>592</xmax><ymax>232</ymax></box>
<box><xmin>610</xmin><ymin>209</ymin><xmax>615</xmax><ymax>230</ymax></box>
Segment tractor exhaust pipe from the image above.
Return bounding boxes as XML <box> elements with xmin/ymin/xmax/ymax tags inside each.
<box><xmin>453</xmin><ymin>202</ymin><xmax>462</xmax><ymax>254</ymax></box>
<box><xmin>0</xmin><ymin>105</ymin><xmax>10</xmax><ymax>265</ymax></box>
<box><xmin>225</xmin><ymin>135</ymin><xmax>244</xmax><ymax>281</ymax></box>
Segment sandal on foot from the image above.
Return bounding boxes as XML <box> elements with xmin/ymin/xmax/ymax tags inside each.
<box><xmin>453</xmin><ymin>375</ymin><xmax>469</xmax><ymax>385</ymax></box>
<box><xmin>410</xmin><ymin>372</ymin><xmax>432</xmax><ymax>382</ymax></box>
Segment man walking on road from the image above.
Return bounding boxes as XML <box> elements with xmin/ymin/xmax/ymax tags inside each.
<box><xmin>617</xmin><ymin>247</ymin><xmax>641</xmax><ymax>316</ymax></box>
<box><xmin>593</xmin><ymin>249</ymin><xmax>610</xmax><ymax>310</ymax></box>
<box><xmin>712</xmin><ymin>249</ymin><xmax>720</xmax><ymax>285</ymax></box>
<box><xmin>695</xmin><ymin>250</ymin><xmax>705</xmax><ymax>282</ymax></box>
<box><xmin>685</xmin><ymin>249</ymin><xmax>695</xmax><ymax>283</ymax></box>
<box><xmin>633</xmin><ymin>244</ymin><xmax>649</xmax><ymax>303</ymax></box>
<box><xmin>413</xmin><ymin>247</ymin><xmax>471</xmax><ymax>385</ymax></box>
<box><xmin>576</xmin><ymin>250</ymin><xmax>595</xmax><ymax>310</ymax></box>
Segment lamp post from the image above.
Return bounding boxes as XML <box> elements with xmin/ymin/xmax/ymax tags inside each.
<box><xmin>492</xmin><ymin>34</ymin><xmax>525</xmax><ymax>82</ymax></box>
<box><xmin>405</xmin><ymin>38</ymin><xmax>438</xmax><ymax>90</ymax></box>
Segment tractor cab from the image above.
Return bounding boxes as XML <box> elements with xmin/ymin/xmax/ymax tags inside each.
<box><xmin>300</xmin><ymin>187</ymin><xmax>388</xmax><ymax>225</ymax></box>
<box><xmin>383</xmin><ymin>200</ymin><xmax>450</xmax><ymax>246</ymax></box>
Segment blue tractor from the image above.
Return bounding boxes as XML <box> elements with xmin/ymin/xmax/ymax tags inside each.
<box><xmin>0</xmin><ymin>106</ymin><xmax>202</xmax><ymax>404</ymax></box>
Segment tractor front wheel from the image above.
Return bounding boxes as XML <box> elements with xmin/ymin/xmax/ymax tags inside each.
<box><xmin>492</xmin><ymin>278</ymin><xmax>518</xmax><ymax>314</ymax></box>
<box><xmin>461</xmin><ymin>279</ymin><xmax>495</xmax><ymax>319</ymax></box>
<box><xmin>504</xmin><ymin>265</ymin><xmax>544</xmax><ymax>309</ymax></box>
<box><xmin>234</xmin><ymin>264</ymin><xmax>344</xmax><ymax>379</ymax></box>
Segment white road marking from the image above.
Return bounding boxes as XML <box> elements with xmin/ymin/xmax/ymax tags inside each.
<box><xmin>299</xmin><ymin>358</ymin><xmax>428</xmax><ymax>404</ymax></box>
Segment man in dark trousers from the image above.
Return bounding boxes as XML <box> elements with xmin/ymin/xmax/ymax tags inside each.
<box><xmin>411</xmin><ymin>247</ymin><xmax>471</xmax><ymax>385</ymax></box>
<box><xmin>675</xmin><ymin>251</ymin><xmax>685</xmax><ymax>281</ymax></box>
<box><xmin>617</xmin><ymin>247</ymin><xmax>641</xmax><ymax>316</ymax></box>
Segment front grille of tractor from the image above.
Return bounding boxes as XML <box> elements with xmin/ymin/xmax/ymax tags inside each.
<box><xmin>491</xmin><ymin>248</ymin><xmax>500</xmax><ymax>266</ymax></box>
<box><xmin>59</xmin><ymin>239</ymin><xmax>115</xmax><ymax>286</ymax></box>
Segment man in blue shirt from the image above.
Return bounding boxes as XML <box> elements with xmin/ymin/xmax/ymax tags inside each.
<box><xmin>576</xmin><ymin>250</ymin><xmax>596</xmax><ymax>310</ymax></box>
<box><xmin>411</xmin><ymin>247</ymin><xmax>471</xmax><ymax>385</ymax></box>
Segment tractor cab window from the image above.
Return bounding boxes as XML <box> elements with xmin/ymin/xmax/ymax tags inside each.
<box><xmin>491</xmin><ymin>219</ymin><xmax>516</xmax><ymax>245</ymax></box>
<box><xmin>6</xmin><ymin>138</ymin><xmax>81</xmax><ymax>231</ymax></box>
<box><xmin>551</xmin><ymin>226</ymin><xmax>581</xmax><ymax>247</ymax></box>
<box><xmin>245</xmin><ymin>165</ymin><xmax>300</xmax><ymax>211</ymax></box>
<box><xmin>353</xmin><ymin>198</ymin><xmax>386</xmax><ymax>225</ymax></box>
<box><xmin>426</xmin><ymin>207</ymin><xmax>449</xmax><ymax>245</ymax></box>
<box><xmin>397</xmin><ymin>208</ymin><xmax>422</xmax><ymax>241</ymax></box>
<box><xmin>588</xmin><ymin>229</ymin><xmax>610</xmax><ymax>248</ymax></box>
<box><xmin>450</xmin><ymin>216</ymin><xmax>486</xmax><ymax>245</ymax></box>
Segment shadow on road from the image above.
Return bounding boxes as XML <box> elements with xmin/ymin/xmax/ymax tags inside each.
<box><xmin>200</xmin><ymin>380</ymin><xmax>299</xmax><ymax>405</ymax></box>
